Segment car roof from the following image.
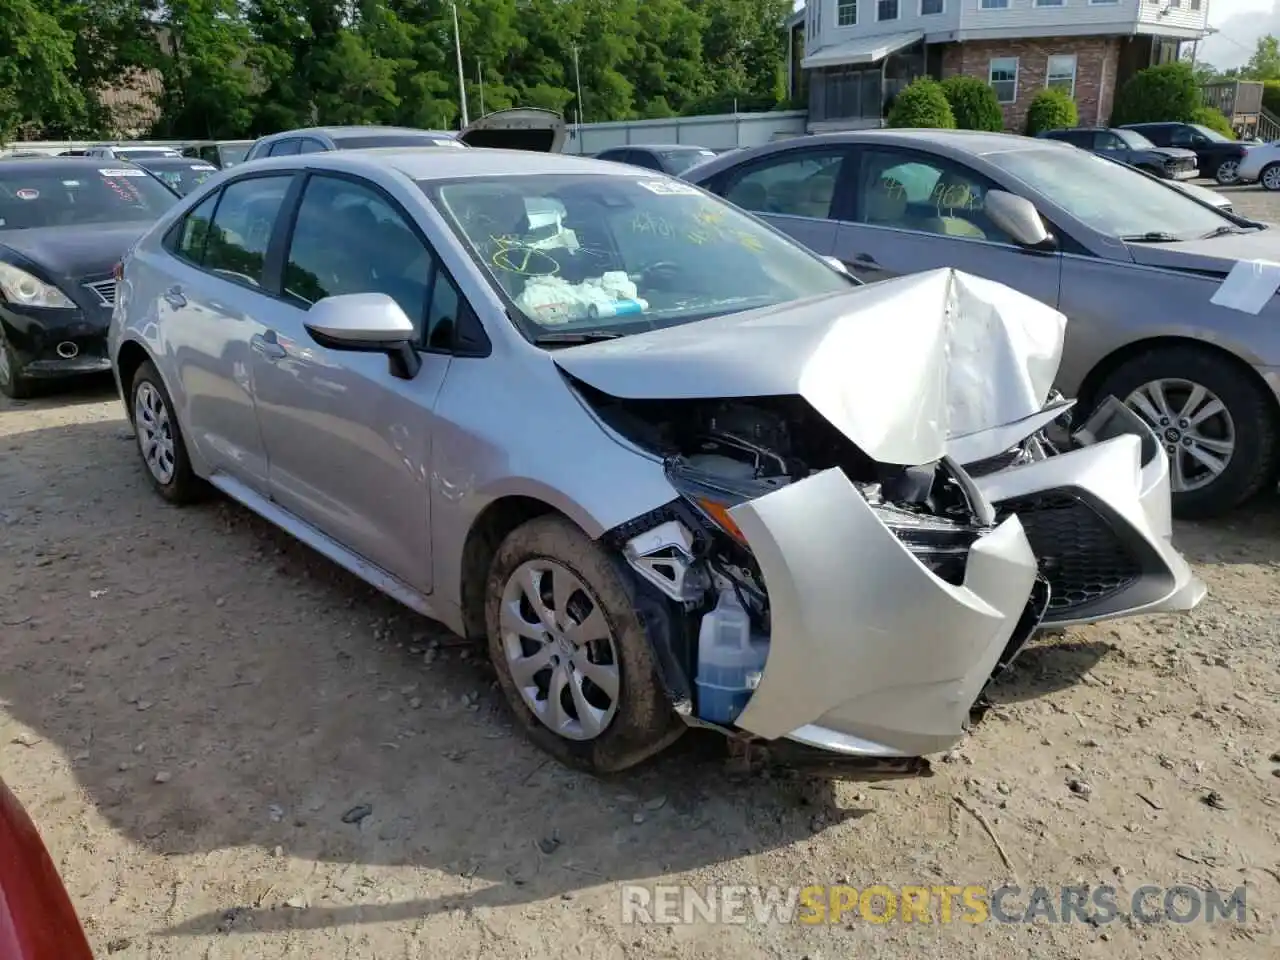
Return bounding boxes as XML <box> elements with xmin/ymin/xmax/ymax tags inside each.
<box><xmin>0</xmin><ymin>157</ymin><xmax>145</xmax><ymax>175</ymax></box>
<box><xmin>605</xmin><ymin>143</ymin><xmax>713</xmax><ymax>151</ymax></box>
<box><xmin>241</xmin><ymin>148</ymin><xmax>643</xmax><ymax>181</ymax></box>
<box><xmin>133</xmin><ymin>156</ymin><xmax>215</xmax><ymax>167</ymax></box>
<box><xmin>260</xmin><ymin>126</ymin><xmax>458</xmax><ymax>140</ymax></box>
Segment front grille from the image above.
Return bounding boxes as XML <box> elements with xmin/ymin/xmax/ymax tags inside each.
<box><xmin>998</xmin><ymin>493</ymin><xmax>1141</xmax><ymax>616</ymax></box>
<box><xmin>83</xmin><ymin>279</ymin><xmax>116</xmax><ymax>307</ymax></box>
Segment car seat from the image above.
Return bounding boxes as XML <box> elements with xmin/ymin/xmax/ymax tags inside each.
<box><xmin>925</xmin><ymin>175</ymin><xmax>987</xmax><ymax>239</ymax></box>
<box><xmin>863</xmin><ymin>176</ymin><xmax>908</xmax><ymax>227</ymax></box>
<box><xmin>795</xmin><ymin>174</ymin><xmax>835</xmax><ymax>219</ymax></box>
<box><xmin>726</xmin><ymin>180</ymin><xmax>768</xmax><ymax>212</ymax></box>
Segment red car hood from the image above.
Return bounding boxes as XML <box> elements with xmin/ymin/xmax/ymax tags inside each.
<box><xmin>0</xmin><ymin>780</ymin><xmax>93</xmax><ymax>960</ymax></box>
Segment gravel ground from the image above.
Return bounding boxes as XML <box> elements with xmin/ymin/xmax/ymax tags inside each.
<box><xmin>3</xmin><ymin>250</ymin><xmax>1280</xmax><ymax>957</ymax></box>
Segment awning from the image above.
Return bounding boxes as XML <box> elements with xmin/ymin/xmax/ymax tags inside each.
<box><xmin>801</xmin><ymin>30</ymin><xmax>924</xmax><ymax>69</ymax></box>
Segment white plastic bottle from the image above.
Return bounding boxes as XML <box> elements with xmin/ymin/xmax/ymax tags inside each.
<box><xmin>695</xmin><ymin>587</ymin><xmax>769</xmax><ymax>724</ymax></box>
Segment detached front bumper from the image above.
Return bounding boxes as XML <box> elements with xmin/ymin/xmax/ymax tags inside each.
<box><xmin>726</xmin><ymin>467</ymin><xmax>1039</xmax><ymax>759</ymax></box>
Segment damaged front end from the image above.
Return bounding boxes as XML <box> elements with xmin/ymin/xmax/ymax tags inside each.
<box><xmin>594</xmin><ymin>393</ymin><xmax>1048</xmax><ymax>759</ymax></box>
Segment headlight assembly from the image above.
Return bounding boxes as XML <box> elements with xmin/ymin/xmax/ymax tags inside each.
<box><xmin>0</xmin><ymin>262</ymin><xmax>76</xmax><ymax>309</ymax></box>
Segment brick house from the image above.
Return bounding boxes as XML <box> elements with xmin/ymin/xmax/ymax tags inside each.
<box><xmin>790</xmin><ymin>0</ymin><xmax>1210</xmax><ymax>134</ymax></box>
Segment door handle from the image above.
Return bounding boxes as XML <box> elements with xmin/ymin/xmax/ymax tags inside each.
<box><xmin>250</xmin><ymin>331</ymin><xmax>287</xmax><ymax>361</ymax></box>
<box><xmin>163</xmin><ymin>285</ymin><xmax>186</xmax><ymax>308</ymax></box>
<box><xmin>853</xmin><ymin>253</ymin><xmax>879</xmax><ymax>266</ymax></box>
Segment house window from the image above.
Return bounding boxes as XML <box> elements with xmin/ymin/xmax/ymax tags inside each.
<box><xmin>921</xmin><ymin>0</ymin><xmax>944</xmax><ymax>13</ymax></box>
<box><xmin>1046</xmin><ymin>54</ymin><xmax>1077</xmax><ymax>97</ymax></box>
<box><xmin>1090</xmin><ymin>0</ymin><xmax>1118</xmax><ymax>5</ymax></box>
<box><xmin>878</xmin><ymin>0</ymin><xmax>899</xmax><ymax>20</ymax></box>
<box><xmin>1190</xmin><ymin>0</ymin><xmax>1201</xmax><ymax>6</ymax></box>
<box><xmin>989</xmin><ymin>57</ymin><xmax>1018</xmax><ymax>103</ymax></box>
<box><xmin>1034</xmin><ymin>0</ymin><xmax>1064</xmax><ymax>5</ymax></box>
<box><xmin>838</xmin><ymin>0</ymin><xmax>857</xmax><ymax>26</ymax></box>
<box><xmin>980</xmin><ymin>0</ymin><xmax>1009</xmax><ymax>8</ymax></box>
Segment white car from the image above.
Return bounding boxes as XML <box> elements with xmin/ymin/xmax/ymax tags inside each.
<box><xmin>1235</xmin><ymin>140</ymin><xmax>1280</xmax><ymax>190</ymax></box>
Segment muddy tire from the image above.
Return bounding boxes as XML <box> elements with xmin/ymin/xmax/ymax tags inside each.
<box><xmin>485</xmin><ymin>515</ymin><xmax>684</xmax><ymax>774</ymax></box>
<box><xmin>1095</xmin><ymin>346</ymin><xmax>1279</xmax><ymax>519</ymax></box>
<box><xmin>130</xmin><ymin>360</ymin><xmax>206</xmax><ymax>505</ymax></box>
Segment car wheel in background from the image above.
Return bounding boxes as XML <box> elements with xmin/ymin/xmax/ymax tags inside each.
<box><xmin>1259</xmin><ymin>162</ymin><xmax>1280</xmax><ymax>191</ymax></box>
<box><xmin>130</xmin><ymin>360</ymin><xmax>205</xmax><ymax>504</ymax></box>
<box><xmin>1215</xmin><ymin>159</ymin><xmax>1241</xmax><ymax>185</ymax></box>
<box><xmin>0</xmin><ymin>328</ymin><xmax>34</xmax><ymax>400</ymax></box>
<box><xmin>1095</xmin><ymin>346</ymin><xmax>1279</xmax><ymax>519</ymax></box>
<box><xmin>485</xmin><ymin>514</ymin><xmax>684</xmax><ymax>773</ymax></box>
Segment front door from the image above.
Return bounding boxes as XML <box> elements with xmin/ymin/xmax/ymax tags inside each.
<box><xmin>833</xmin><ymin>146</ymin><xmax>1062</xmax><ymax>309</ymax></box>
<box><xmin>248</xmin><ymin>172</ymin><xmax>451</xmax><ymax>590</ymax></box>
<box><xmin>715</xmin><ymin>145</ymin><xmax>854</xmax><ymax>257</ymax></box>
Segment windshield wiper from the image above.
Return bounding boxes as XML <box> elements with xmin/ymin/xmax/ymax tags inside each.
<box><xmin>531</xmin><ymin>330</ymin><xmax>625</xmax><ymax>346</ymax></box>
<box><xmin>1200</xmin><ymin>225</ymin><xmax>1246</xmax><ymax>239</ymax></box>
<box><xmin>1120</xmin><ymin>231</ymin><xmax>1180</xmax><ymax>243</ymax></box>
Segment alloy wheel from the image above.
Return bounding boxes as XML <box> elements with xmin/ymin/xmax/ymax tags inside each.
<box><xmin>1216</xmin><ymin>159</ymin><xmax>1240</xmax><ymax>185</ymax></box>
<box><xmin>1264</xmin><ymin>165</ymin><xmax>1280</xmax><ymax>191</ymax></box>
<box><xmin>134</xmin><ymin>381</ymin><xmax>177</xmax><ymax>485</ymax></box>
<box><xmin>1125</xmin><ymin>378</ymin><xmax>1236</xmax><ymax>494</ymax></box>
<box><xmin>499</xmin><ymin>559</ymin><xmax>621</xmax><ymax>741</ymax></box>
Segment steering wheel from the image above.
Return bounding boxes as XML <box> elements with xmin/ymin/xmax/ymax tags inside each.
<box><xmin>635</xmin><ymin>261</ymin><xmax>684</xmax><ymax>286</ymax></box>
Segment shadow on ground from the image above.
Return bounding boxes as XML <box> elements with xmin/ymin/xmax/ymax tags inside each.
<box><xmin>0</xmin><ymin>417</ymin><xmax>877</xmax><ymax>939</ymax></box>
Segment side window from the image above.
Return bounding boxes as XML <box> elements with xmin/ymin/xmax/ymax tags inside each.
<box><xmin>721</xmin><ymin>150</ymin><xmax>847</xmax><ymax>220</ymax></box>
<box><xmin>169</xmin><ymin>191</ymin><xmax>221</xmax><ymax>264</ymax></box>
<box><xmin>630</xmin><ymin>151</ymin><xmax>663</xmax><ymax>171</ymax></box>
<box><xmin>856</xmin><ymin>149</ymin><xmax>1012</xmax><ymax>244</ymax></box>
<box><xmin>283</xmin><ymin>175</ymin><xmax>434</xmax><ymax>337</ymax></box>
<box><xmin>268</xmin><ymin>139</ymin><xmax>301</xmax><ymax>157</ymax></box>
<box><xmin>425</xmin><ymin>268</ymin><xmax>463</xmax><ymax>351</ymax></box>
<box><xmin>297</xmin><ymin>138</ymin><xmax>327</xmax><ymax>154</ymax></box>
<box><xmin>201</xmin><ymin>175</ymin><xmax>293</xmax><ymax>288</ymax></box>
<box><xmin>1169</xmin><ymin>126</ymin><xmax>1194</xmax><ymax>147</ymax></box>
<box><xmin>1096</xmin><ymin>132</ymin><xmax>1124</xmax><ymax>151</ymax></box>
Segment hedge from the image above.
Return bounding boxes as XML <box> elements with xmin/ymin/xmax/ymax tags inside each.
<box><xmin>885</xmin><ymin>78</ymin><xmax>956</xmax><ymax>129</ymax></box>
<box><xmin>1110</xmin><ymin>62</ymin><xmax>1199</xmax><ymax>126</ymax></box>
<box><xmin>940</xmin><ymin>76</ymin><xmax>1005</xmax><ymax>131</ymax></box>
<box><xmin>1190</xmin><ymin>106</ymin><xmax>1236</xmax><ymax>139</ymax></box>
<box><xmin>1024</xmin><ymin>88</ymin><xmax>1078</xmax><ymax>136</ymax></box>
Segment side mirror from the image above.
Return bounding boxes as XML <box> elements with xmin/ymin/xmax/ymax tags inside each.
<box><xmin>985</xmin><ymin>190</ymin><xmax>1052</xmax><ymax>248</ymax></box>
<box><xmin>303</xmin><ymin>292</ymin><xmax>421</xmax><ymax>380</ymax></box>
<box><xmin>823</xmin><ymin>255</ymin><xmax>850</xmax><ymax>275</ymax></box>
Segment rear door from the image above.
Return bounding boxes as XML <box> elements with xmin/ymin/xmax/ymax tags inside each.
<box><xmin>832</xmin><ymin>145</ymin><xmax>1062</xmax><ymax>307</ymax></box>
<box><xmin>713</xmin><ymin>145</ymin><xmax>854</xmax><ymax>257</ymax></box>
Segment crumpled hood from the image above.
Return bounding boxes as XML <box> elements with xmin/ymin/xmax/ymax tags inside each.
<box><xmin>554</xmin><ymin>268</ymin><xmax>1066</xmax><ymax>466</ymax></box>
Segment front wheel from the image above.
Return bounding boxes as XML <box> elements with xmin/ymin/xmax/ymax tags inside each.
<box><xmin>0</xmin><ymin>328</ymin><xmax>34</xmax><ymax>400</ymax></box>
<box><xmin>1260</xmin><ymin>162</ymin><xmax>1280</xmax><ymax>191</ymax></box>
<box><xmin>1095</xmin><ymin>347</ymin><xmax>1279</xmax><ymax>519</ymax></box>
<box><xmin>485</xmin><ymin>515</ymin><xmax>684</xmax><ymax>773</ymax></box>
<box><xmin>1215</xmin><ymin>159</ymin><xmax>1241</xmax><ymax>185</ymax></box>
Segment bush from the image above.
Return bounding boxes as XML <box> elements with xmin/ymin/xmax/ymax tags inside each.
<box><xmin>940</xmin><ymin>75</ymin><xmax>1005</xmax><ymax>131</ymax></box>
<box><xmin>1024</xmin><ymin>88</ymin><xmax>1078</xmax><ymax>136</ymax></box>
<box><xmin>885</xmin><ymin>78</ymin><xmax>956</xmax><ymax>129</ymax></box>
<box><xmin>1191</xmin><ymin>105</ymin><xmax>1236</xmax><ymax>138</ymax></box>
<box><xmin>1110</xmin><ymin>61</ymin><xmax>1199</xmax><ymax>126</ymax></box>
<box><xmin>1264</xmin><ymin>80</ymin><xmax>1280</xmax><ymax>117</ymax></box>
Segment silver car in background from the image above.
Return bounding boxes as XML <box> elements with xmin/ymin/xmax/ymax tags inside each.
<box><xmin>108</xmin><ymin>150</ymin><xmax>1202</xmax><ymax>773</ymax></box>
<box><xmin>687</xmin><ymin>130</ymin><xmax>1280</xmax><ymax>519</ymax></box>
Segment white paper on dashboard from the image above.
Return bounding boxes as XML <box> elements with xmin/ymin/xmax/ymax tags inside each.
<box><xmin>1209</xmin><ymin>258</ymin><xmax>1280</xmax><ymax>315</ymax></box>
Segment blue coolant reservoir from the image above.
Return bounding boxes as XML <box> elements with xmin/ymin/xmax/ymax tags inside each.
<box><xmin>695</xmin><ymin>587</ymin><xmax>769</xmax><ymax>724</ymax></box>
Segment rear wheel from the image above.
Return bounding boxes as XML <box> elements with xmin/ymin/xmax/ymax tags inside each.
<box><xmin>130</xmin><ymin>360</ymin><xmax>205</xmax><ymax>504</ymax></box>
<box><xmin>1260</xmin><ymin>162</ymin><xmax>1280</xmax><ymax>191</ymax></box>
<box><xmin>1215</xmin><ymin>159</ymin><xmax>1241</xmax><ymax>185</ymax></box>
<box><xmin>485</xmin><ymin>515</ymin><xmax>683</xmax><ymax>773</ymax></box>
<box><xmin>0</xmin><ymin>329</ymin><xmax>34</xmax><ymax>400</ymax></box>
<box><xmin>1095</xmin><ymin>347</ymin><xmax>1279</xmax><ymax>519</ymax></box>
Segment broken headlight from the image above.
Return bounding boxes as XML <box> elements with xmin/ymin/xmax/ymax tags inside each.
<box><xmin>869</xmin><ymin>502</ymin><xmax>984</xmax><ymax>586</ymax></box>
<box><xmin>663</xmin><ymin>456</ymin><xmax>789</xmax><ymax>547</ymax></box>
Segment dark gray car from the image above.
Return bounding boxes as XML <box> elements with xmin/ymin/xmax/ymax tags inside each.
<box><xmin>687</xmin><ymin>129</ymin><xmax>1280</xmax><ymax>518</ymax></box>
<box><xmin>1036</xmin><ymin>127</ymin><xmax>1199</xmax><ymax>180</ymax></box>
<box><xmin>593</xmin><ymin>143</ymin><xmax>718</xmax><ymax>175</ymax></box>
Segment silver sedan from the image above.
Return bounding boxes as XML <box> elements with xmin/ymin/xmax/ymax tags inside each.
<box><xmin>108</xmin><ymin>149</ymin><xmax>1202</xmax><ymax>772</ymax></box>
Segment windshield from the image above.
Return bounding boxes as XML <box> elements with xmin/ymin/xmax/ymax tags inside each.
<box><xmin>1115</xmin><ymin>129</ymin><xmax>1155</xmax><ymax>149</ymax></box>
<box><xmin>425</xmin><ymin>173</ymin><xmax>852</xmax><ymax>338</ymax></box>
<box><xmin>986</xmin><ymin>147</ymin><xmax>1231</xmax><ymax>241</ymax></box>
<box><xmin>1191</xmin><ymin>124</ymin><xmax>1232</xmax><ymax>144</ymax></box>
<box><xmin>143</xmin><ymin>162</ymin><xmax>218</xmax><ymax>196</ymax></box>
<box><xmin>659</xmin><ymin>149</ymin><xmax>717</xmax><ymax>174</ymax></box>
<box><xmin>219</xmin><ymin>144</ymin><xmax>250</xmax><ymax>166</ymax></box>
<box><xmin>335</xmin><ymin>134</ymin><xmax>465</xmax><ymax>150</ymax></box>
<box><xmin>0</xmin><ymin>167</ymin><xmax>178</xmax><ymax>229</ymax></box>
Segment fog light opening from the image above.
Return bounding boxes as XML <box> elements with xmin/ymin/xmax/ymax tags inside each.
<box><xmin>56</xmin><ymin>341</ymin><xmax>79</xmax><ymax>359</ymax></box>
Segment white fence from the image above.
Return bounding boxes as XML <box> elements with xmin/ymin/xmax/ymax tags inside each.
<box><xmin>563</xmin><ymin>110</ymin><xmax>809</xmax><ymax>155</ymax></box>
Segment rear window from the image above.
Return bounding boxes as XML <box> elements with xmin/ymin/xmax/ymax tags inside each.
<box><xmin>0</xmin><ymin>167</ymin><xmax>178</xmax><ymax>229</ymax></box>
<box><xmin>658</xmin><ymin>149</ymin><xmax>717</xmax><ymax>174</ymax></box>
<box><xmin>145</xmin><ymin>162</ymin><xmax>219</xmax><ymax>196</ymax></box>
<box><xmin>332</xmin><ymin>134</ymin><xmax>465</xmax><ymax>150</ymax></box>
<box><xmin>117</xmin><ymin>149</ymin><xmax>181</xmax><ymax>159</ymax></box>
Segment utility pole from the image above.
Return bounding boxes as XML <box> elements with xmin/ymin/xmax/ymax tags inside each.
<box><xmin>572</xmin><ymin>43</ymin><xmax>585</xmax><ymax>126</ymax></box>
<box><xmin>451</xmin><ymin>1</ymin><xmax>469</xmax><ymax>128</ymax></box>
<box><xmin>477</xmin><ymin>58</ymin><xmax>485</xmax><ymax>116</ymax></box>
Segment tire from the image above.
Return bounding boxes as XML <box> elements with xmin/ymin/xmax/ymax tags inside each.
<box><xmin>0</xmin><ymin>328</ymin><xmax>34</xmax><ymax>400</ymax></box>
<box><xmin>129</xmin><ymin>360</ymin><xmax>205</xmax><ymax>504</ymax></box>
<box><xmin>1215</xmin><ymin>159</ymin><xmax>1241</xmax><ymax>186</ymax></box>
<box><xmin>1260</xmin><ymin>162</ymin><xmax>1280</xmax><ymax>192</ymax></box>
<box><xmin>1095</xmin><ymin>346</ymin><xmax>1279</xmax><ymax>519</ymax></box>
<box><xmin>485</xmin><ymin>515</ymin><xmax>684</xmax><ymax>773</ymax></box>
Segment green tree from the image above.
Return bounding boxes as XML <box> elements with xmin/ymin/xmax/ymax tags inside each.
<box><xmin>151</xmin><ymin>0</ymin><xmax>256</xmax><ymax>138</ymax></box>
<box><xmin>940</xmin><ymin>75</ymin><xmax>1004</xmax><ymax>131</ymax></box>
<box><xmin>1024</xmin><ymin>87</ymin><xmax>1077</xmax><ymax>135</ymax></box>
<box><xmin>1244</xmin><ymin>34</ymin><xmax>1280</xmax><ymax>81</ymax></box>
<box><xmin>885</xmin><ymin>77</ymin><xmax>955</xmax><ymax>129</ymax></box>
<box><xmin>1111</xmin><ymin>61</ymin><xmax>1199</xmax><ymax>125</ymax></box>
<box><xmin>1191</xmin><ymin>105</ymin><xmax>1235</xmax><ymax>138</ymax></box>
<box><xmin>0</xmin><ymin>0</ymin><xmax>85</xmax><ymax>140</ymax></box>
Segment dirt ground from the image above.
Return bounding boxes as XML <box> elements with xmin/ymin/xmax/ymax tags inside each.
<box><xmin>2</xmin><ymin>374</ymin><xmax>1279</xmax><ymax>960</ymax></box>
